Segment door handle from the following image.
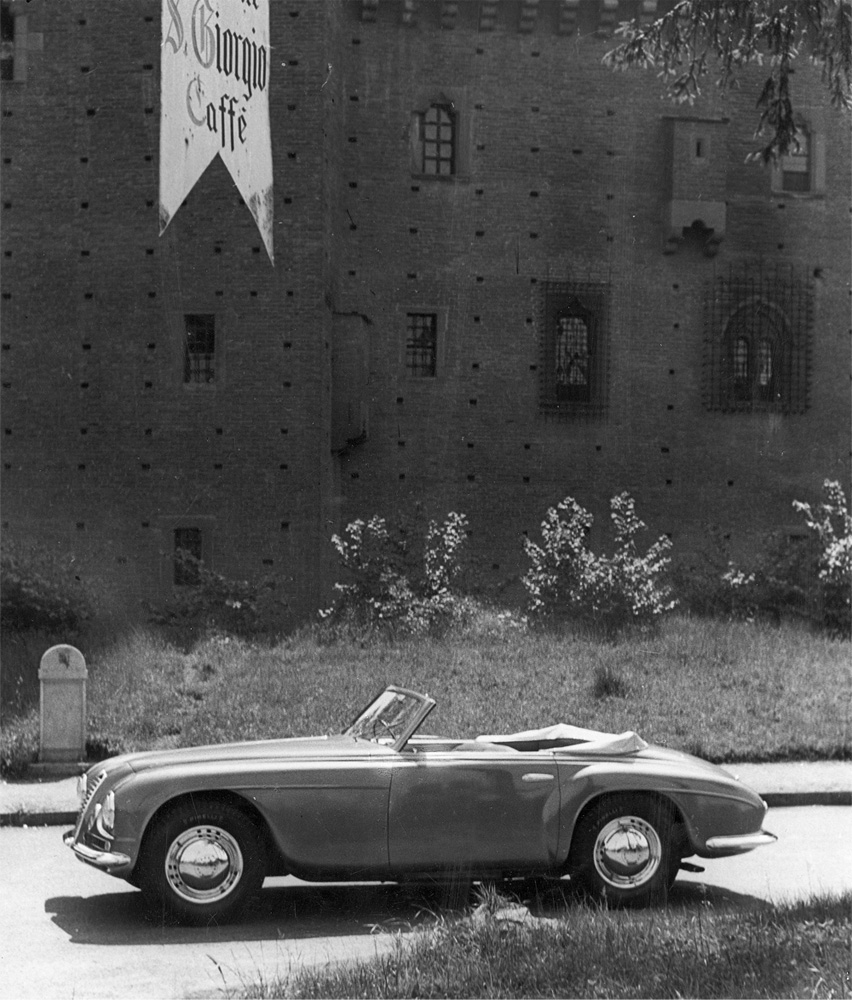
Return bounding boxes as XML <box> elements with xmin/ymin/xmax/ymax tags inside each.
<box><xmin>521</xmin><ymin>773</ymin><xmax>555</xmax><ymax>782</ymax></box>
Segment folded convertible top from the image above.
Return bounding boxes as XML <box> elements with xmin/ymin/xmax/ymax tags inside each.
<box><xmin>475</xmin><ymin>724</ymin><xmax>648</xmax><ymax>755</ymax></box>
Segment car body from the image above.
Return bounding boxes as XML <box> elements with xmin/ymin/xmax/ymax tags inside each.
<box><xmin>65</xmin><ymin>685</ymin><xmax>776</xmax><ymax>922</ymax></box>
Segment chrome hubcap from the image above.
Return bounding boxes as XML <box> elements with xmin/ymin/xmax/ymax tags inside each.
<box><xmin>165</xmin><ymin>825</ymin><xmax>243</xmax><ymax>904</ymax></box>
<box><xmin>593</xmin><ymin>815</ymin><xmax>662</xmax><ymax>889</ymax></box>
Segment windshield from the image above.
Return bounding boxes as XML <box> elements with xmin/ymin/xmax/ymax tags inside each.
<box><xmin>344</xmin><ymin>687</ymin><xmax>433</xmax><ymax>747</ymax></box>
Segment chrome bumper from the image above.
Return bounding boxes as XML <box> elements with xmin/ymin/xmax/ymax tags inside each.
<box><xmin>63</xmin><ymin>830</ymin><xmax>131</xmax><ymax>872</ymax></box>
<box><xmin>705</xmin><ymin>830</ymin><xmax>778</xmax><ymax>853</ymax></box>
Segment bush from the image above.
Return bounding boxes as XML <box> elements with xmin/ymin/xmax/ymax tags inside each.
<box><xmin>675</xmin><ymin>481</ymin><xmax>850</xmax><ymax>636</ymax></box>
<box><xmin>522</xmin><ymin>492</ymin><xmax>675</xmax><ymax>637</ymax></box>
<box><xmin>145</xmin><ymin>553</ymin><xmax>289</xmax><ymax>641</ymax></box>
<box><xmin>323</xmin><ymin>510</ymin><xmax>471</xmax><ymax>636</ymax></box>
<box><xmin>0</xmin><ymin>709</ymin><xmax>39</xmax><ymax>778</ymax></box>
<box><xmin>1</xmin><ymin>539</ymin><xmax>94</xmax><ymax>634</ymax></box>
<box><xmin>794</xmin><ymin>479</ymin><xmax>852</xmax><ymax>637</ymax></box>
<box><xmin>672</xmin><ymin>526</ymin><xmax>817</xmax><ymax>625</ymax></box>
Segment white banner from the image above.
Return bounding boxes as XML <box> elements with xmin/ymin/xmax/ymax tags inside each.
<box><xmin>159</xmin><ymin>0</ymin><xmax>274</xmax><ymax>263</ymax></box>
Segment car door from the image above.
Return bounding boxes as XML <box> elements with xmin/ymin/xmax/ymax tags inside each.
<box><xmin>387</xmin><ymin>749</ymin><xmax>560</xmax><ymax>873</ymax></box>
<box><xmin>252</xmin><ymin>748</ymin><xmax>394</xmax><ymax>877</ymax></box>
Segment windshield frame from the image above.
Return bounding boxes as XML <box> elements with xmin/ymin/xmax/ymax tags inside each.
<box><xmin>344</xmin><ymin>685</ymin><xmax>436</xmax><ymax>752</ymax></box>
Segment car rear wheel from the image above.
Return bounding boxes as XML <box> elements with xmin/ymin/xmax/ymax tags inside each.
<box><xmin>569</xmin><ymin>795</ymin><xmax>674</xmax><ymax>907</ymax></box>
<box><xmin>139</xmin><ymin>799</ymin><xmax>265</xmax><ymax>925</ymax></box>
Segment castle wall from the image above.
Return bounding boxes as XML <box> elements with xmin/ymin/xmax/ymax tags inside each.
<box><xmin>2</xmin><ymin>0</ymin><xmax>849</xmax><ymax>619</ymax></box>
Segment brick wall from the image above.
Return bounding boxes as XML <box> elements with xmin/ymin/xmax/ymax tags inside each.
<box><xmin>2</xmin><ymin>0</ymin><xmax>850</xmax><ymax>621</ymax></box>
<box><xmin>331</xmin><ymin>0</ymin><xmax>851</xmax><ymax>597</ymax></box>
<box><xmin>1</xmin><ymin>0</ymin><xmax>339</xmax><ymax>621</ymax></box>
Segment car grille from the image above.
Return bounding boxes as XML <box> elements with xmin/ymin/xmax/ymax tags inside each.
<box><xmin>74</xmin><ymin>770</ymin><xmax>107</xmax><ymax>839</ymax></box>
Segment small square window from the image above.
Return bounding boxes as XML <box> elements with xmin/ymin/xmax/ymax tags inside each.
<box><xmin>173</xmin><ymin>527</ymin><xmax>202</xmax><ymax>585</ymax></box>
<box><xmin>183</xmin><ymin>314</ymin><xmax>215</xmax><ymax>384</ymax></box>
<box><xmin>405</xmin><ymin>313</ymin><xmax>437</xmax><ymax>377</ymax></box>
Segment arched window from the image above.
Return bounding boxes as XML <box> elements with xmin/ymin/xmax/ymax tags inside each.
<box><xmin>724</xmin><ymin>302</ymin><xmax>785</xmax><ymax>409</ymax></box>
<box><xmin>411</xmin><ymin>102</ymin><xmax>457</xmax><ymax>177</ymax></box>
<box><xmin>704</xmin><ymin>264</ymin><xmax>812</xmax><ymax>415</ymax></box>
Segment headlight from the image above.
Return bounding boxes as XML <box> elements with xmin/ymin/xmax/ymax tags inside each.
<box><xmin>76</xmin><ymin>774</ymin><xmax>87</xmax><ymax>808</ymax></box>
<box><xmin>95</xmin><ymin>791</ymin><xmax>116</xmax><ymax>838</ymax></box>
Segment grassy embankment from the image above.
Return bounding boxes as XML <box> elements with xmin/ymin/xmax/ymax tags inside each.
<box><xmin>2</xmin><ymin>614</ymin><xmax>849</xmax><ymax>774</ymax></box>
<box><xmin>243</xmin><ymin>890</ymin><xmax>851</xmax><ymax>1000</ymax></box>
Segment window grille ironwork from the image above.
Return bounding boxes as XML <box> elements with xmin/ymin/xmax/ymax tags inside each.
<box><xmin>406</xmin><ymin>312</ymin><xmax>437</xmax><ymax>376</ymax></box>
<box><xmin>421</xmin><ymin>104</ymin><xmax>455</xmax><ymax>176</ymax></box>
<box><xmin>538</xmin><ymin>281</ymin><xmax>609</xmax><ymax>417</ymax></box>
<box><xmin>183</xmin><ymin>314</ymin><xmax>215</xmax><ymax>384</ymax></box>
<box><xmin>173</xmin><ymin>527</ymin><xmax>202</xmax><ymax>586</ymax></box>
<box><xmin>704</xmin><ymin>262</ymin><xmax>812</xmax><ymax>414</ymax></box>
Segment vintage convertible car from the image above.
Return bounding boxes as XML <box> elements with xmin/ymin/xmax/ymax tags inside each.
<box><xmin>65</xmin><ymin>685</ymin><xmax>776</xmax><ymax>923</ymax></box>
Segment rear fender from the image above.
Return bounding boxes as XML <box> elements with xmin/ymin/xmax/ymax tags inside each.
<box><xmin>556</xmin><ymin>761</ymin><xmax>761</xmax><ymax>862</ymax></box>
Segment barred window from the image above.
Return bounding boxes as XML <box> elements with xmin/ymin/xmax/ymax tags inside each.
<box><xmin>540</xmin><ymin>282</ymin><xmax>609</xmax><ymax>415</ymax></box>
<box><xmin>705</xmin><ymin>264</ymin><xmax>813</xmax><ymax>414</ymax></box>
<box><xmin>405</xmin><ymin>312</ymin><xmax>437</xmax><ymax>376</ymax></box>
<box><xmin>173</xmin><ymin>527</ymin><xmax>202</xmax><ymax>586</ymax></box>
<box><xmin>183</xmin><ymin>314</ymin><xmax>215</xmax><ymax>384</ymax></box>
<box><xmin>412</xmin><ymin>104</ymin><xmax>456</xmax><ymax>176</ymax></box>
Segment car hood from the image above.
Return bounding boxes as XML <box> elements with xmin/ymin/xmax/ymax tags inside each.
<box><xmin>103</xmin><ymin>734</ymin><xmax>377</xmax><ymax>774</ymax></box>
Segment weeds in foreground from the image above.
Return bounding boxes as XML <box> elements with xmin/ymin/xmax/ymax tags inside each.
<box><xmin>249</xmin><ymin>893</ymin><xmax>852</xmax><ymax>999</ymax></box>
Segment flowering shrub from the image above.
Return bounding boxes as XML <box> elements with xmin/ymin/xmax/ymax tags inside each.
<box><xmin>522</xmin><ymin>492</ymin><xmax>675</xmax><ymax>636</ymax></box>
<box><xmin>324</xmin><ymin>511</ymin><xmax>471</xmax><ymax>635</ymax></box>
<box><xmin>793</xmin><ymin>480</ymin><xmax>851</xmax><ymax>636</ymax></box>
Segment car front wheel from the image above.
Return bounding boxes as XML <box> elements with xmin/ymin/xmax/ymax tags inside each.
<box><xmin>569</xmin><ymin>795</ymin><xmax>674</xmax><ymax>907</ymax></box>
<box><xmin>139</xmin><ymin>799</ymin><xmax>265</xmax><ymax>924</ymax></box>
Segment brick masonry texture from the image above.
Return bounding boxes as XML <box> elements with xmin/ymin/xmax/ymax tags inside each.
<box><xmin>1</xmin><ymin>0</ymin><xmax>850</xmax><ymax>620</ymax></box>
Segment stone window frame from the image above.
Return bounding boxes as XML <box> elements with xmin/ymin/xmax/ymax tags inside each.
<box><xmin>704</xmin><ymin>263</ymin><xmax>813</xmax><ymax>415</ymax></box>
<box><xmin>409</xmin><ymin>88</ymin><xmax>471</xmax><ymax>181</ymax></box>
<box><xmin>538</xmin><ymin>281</ymin><xmax>610</xmax><ymax>418</ymax></box>
<box><xmin>770</xmin><ymin>120</ymin><xmax>826</xmax><ymax>197</ymax></box>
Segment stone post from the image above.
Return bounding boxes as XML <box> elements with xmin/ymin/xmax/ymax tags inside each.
<box><xmin>39</xmin><ymin>644</ymin><xmax>87</xmax><ymax>763</ymax></box>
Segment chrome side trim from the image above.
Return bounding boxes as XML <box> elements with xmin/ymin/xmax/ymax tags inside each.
<box><xmin>521</xmin><ymin>773</ymin><xmax>555</xmax><ymax>782</ymax></box>
<box><xmin>705</xmin><ymin>830</ymin><xmax>778</xmax><ymax>851</ymax></box>
<box><xmin>63</xmin><ymin>830</ymin><xmax>131</xmax><ymax>871</ymax></box>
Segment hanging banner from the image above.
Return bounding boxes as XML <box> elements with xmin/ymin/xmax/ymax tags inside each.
<box><xmin>159</xmin><ymin>0</ymin><xmax>274</xmax><ymax>263</ymax></box>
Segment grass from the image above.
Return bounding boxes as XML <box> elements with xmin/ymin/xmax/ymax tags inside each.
<box><xmin>1</xmin><ymin>615</ymin><xmax>850</xmax><ymax>776</ymax></box>
<box><xmin>244</xmin><ymin>890</ymin><xmax>852</xmax><ymax>999</ymax></box>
